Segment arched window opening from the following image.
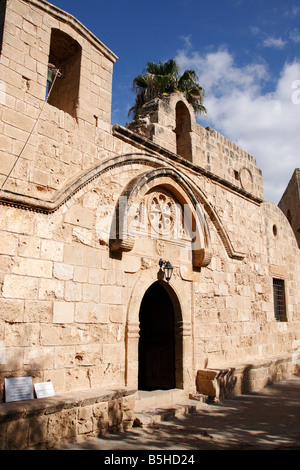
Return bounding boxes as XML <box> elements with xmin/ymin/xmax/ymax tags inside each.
<box><xmin>47</xmin><ymin>29</ymin><xmax>81</xmax><ymax>117</ymax></box>
<box><xmin>174</xmin><ymin>101</ymin><xmax>192</xmax><ymax>162</ymax></box>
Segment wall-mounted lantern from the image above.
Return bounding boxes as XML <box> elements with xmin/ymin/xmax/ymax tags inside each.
<box><xmin>159</xmin><ymin>259</ymin><xmax>174</xmax><ymax>283</ymax></box>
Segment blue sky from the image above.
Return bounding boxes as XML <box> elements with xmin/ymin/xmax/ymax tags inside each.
<box><xmin>50</xmin><ymin>0</ymin><xmax>300</xmax><ymax>204</ymax></box>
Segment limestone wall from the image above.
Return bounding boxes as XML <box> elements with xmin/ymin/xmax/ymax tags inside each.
<box><xmin>0</xmin><ymin>0</ymin><xmax>299</xmax><ymax>405</ymax></box>
<box><xmin>0</xmin><ymin>150</ymin><xmax>299</xmax><ymax>398</ymax></box>
<box><xmin>0</xmin><ymin>0</ymin><xmax>117</xmax><ymax>198</ymax></box>
<box><xmin>193</xmin><ymin>125</ymin><xmax>264</xmax><ymax>201</ymax></box>
<box><xmin>0</xmin><ymin>388</ymin><xmax>136</xmax><ymax>450</ymax></box>
<box><xmin>192</xmin><ymin>188</ymin><xmax>300</xmax><ymax>370</ymax></box>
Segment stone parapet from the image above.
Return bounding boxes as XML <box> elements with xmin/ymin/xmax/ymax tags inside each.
<box><xmin>0</xmin><ymin>387</ymin><xmax>136</xmax><ymax>450</ymax></box>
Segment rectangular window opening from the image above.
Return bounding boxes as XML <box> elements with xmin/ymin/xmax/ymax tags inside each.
<box><xmin>273</xmin><ymin>278</ymin><xmax>287</xmax><ymax>322</ymax></box>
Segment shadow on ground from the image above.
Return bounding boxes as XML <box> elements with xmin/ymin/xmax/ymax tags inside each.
<box><xmin>62</xmin><ymin>377</ymin><xmax>300</xmax><ymax>451</ymax></box>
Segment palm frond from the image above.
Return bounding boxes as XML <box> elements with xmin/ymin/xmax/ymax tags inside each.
<box><xmin>130</xmin><ymin>59</ymin><xmax>207</xmax><ymax>119</ymax></box>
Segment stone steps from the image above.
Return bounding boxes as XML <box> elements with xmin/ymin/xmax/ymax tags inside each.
<box><xmin>133</xmin><ymin>388</ymin><xmax>208</xmax><ymax>427</ymax></box>
<box><xmin>135</xmin><ymin>388</ymin><xmax>188</xmax><ymax>412</ymax></box>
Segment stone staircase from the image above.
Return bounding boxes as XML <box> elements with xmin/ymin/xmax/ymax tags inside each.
<box><xmin>133</xmin><ymin>388</ymin><xmax>208</xmax><ymax>427</ymax></box>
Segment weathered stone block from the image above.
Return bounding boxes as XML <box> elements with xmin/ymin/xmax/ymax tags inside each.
<box><xmin>196</xmin><ymin>368</ymin><xmax>237</xmax><ymax>400</ymax></box>
<box><xmin>53</xmin><ymin>262</ymin><xmax>74</xmax><ymax>281</ymax></box>
<box><xmin>24</xmin><ymin>300</ymin><xmax>52</xmax><ymax>322</ymax></box>
<box><xmin>100</xmin><ymin>285</ymin><xmax>123</xmax><ymax>304</ymax></box>
<box><xmin>75</xmin><ymin>302</ymin><xmax>107</xmax><ymax>323</ymax></box>
<box><xmin>47</xmin><ymin>409</ymin><xmax>77</xmax><ymax>444</ymax></box>
<box><xmin>64</xmin><ymin>243</ymin><xmax>85</xmax><ymax>266</ymax></box>
<box><xmin>6</xmin><ymin>418</ymin><xmax>29</xmax><ymax>450</ymax></box>
<box><xmin>0</xmin><ymin>299</ymin><xmax>23</xmax><ymax>322</ymax></box>
<box><xmin>0</xmin><ymin>232</ymin><xmax>18</xmax><ymax>255</ymax></box>
<box><xmin>77</xmin><ymin>405</ymin><xmax>94</xmax><ymax>435</ymax></box>
<box><xmin>64</xmin><ymin>205</ymin><xmax>94</xmax><ymax>229</ymax></box>
<box><xmin>65</xmin><ymin>281</ymin><xmax>82</xmax><ymax>301</ymax></box>
<box><xmin>39</xmin><ymin>278</ymin><xmax>64</xmax><ymax>300</ymax></box>
<box><xmin>18</xmin><ymin>235</ymin><xmax>40</xmax><ymax>258</ymax></box>
<box><xmin>41</xmin><ymin>240</ymin><xmax>64</xmax><ymax>262</ymax></box>
<box><xmin>12</xmin><ymin>257</ymin><xmax>52</xmax><ymax>278</ymax></box>
<box><xmin>28</xmin><ymin>414</ymin><xmax>48</xmax><ymax>447</ymax></box>
<box><xmin>53</xmin><ymin>301</ymin><xmax>74</xmax><ymax>323</ymax></box>
<box><xmin>2</xmin><ymin>275</ymin><xmax>38</xmax><ymax>299</ymax></box>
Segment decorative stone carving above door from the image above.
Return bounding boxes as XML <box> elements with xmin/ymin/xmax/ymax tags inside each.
<box><xmin>110</xmin><ymin>167</ymin><xmax>212</xmax><ymax>268</ymax></box>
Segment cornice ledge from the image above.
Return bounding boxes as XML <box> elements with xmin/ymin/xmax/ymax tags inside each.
<box><xmin>0</xmin><ymin>154</ymin><xmax>164</xmax><ymax>213</ymax></box>
<box><xmin>113</xmin><ymin>124</ymin><xmax>263</xmax><ymax>205</ymax></box>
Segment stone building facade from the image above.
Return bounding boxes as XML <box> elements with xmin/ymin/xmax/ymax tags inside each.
<box><xmin>0</xmin><ymin>0</ymin><xmax>299</xmax><ymax>413</ymax></box>
<box><xmin>278</xmin><ymin>169</ymin><xmax>300</xmax><ymax>249</ymax></box>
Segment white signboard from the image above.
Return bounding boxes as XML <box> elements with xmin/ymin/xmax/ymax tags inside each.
<box><xmin>34</xmin><ymin>381</ymin><xmax>55</xmax><ymax>399</ymax></box>
<box><xmin>5</xmin><ymin>376</ymin><xmax>34</xmax><ymax>402</ymax></box>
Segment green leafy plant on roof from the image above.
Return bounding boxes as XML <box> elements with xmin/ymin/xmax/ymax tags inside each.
<box><xmin>129</xmin><ymin>59</ymin><xmax>207</xmax><ymax>120</ymax></box>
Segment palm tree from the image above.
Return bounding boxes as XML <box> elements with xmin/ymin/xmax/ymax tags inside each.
<box><xmin>129</xmin><ymin>59</ymin><xmax>207</xmax><ymax>120</ymax></box>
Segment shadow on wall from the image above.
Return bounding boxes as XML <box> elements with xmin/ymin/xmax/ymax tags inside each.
<box><xmin>0</xmin><ymin>372</ymin><xmax>136</xmax><ymax>450</ymax></box>
<box><xmin>0</xmin><ymin>352</ymin><xmax>47</xmax><ymax>450</ymax></box>
<box><xmin>0</xmin><ymin>350</ymin><xmax>44</xmax><ymax>402</ymax></box>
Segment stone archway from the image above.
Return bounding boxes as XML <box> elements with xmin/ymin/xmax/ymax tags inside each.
<box><xmin>138</xmin><ymin>281</ymin><xmax>183</xmax><ymax>391</ymax></box>
<box><xmin>110</xmin><ymin>167</ymin><xmax>212</xmax><ymax>267</ymax></box>
<box><xmin>125</xmin><ymin>267</ymin><xmax>193</xmax><ymax>391</ymax></box>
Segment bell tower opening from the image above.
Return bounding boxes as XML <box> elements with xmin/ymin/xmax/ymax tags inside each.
<box><xmin>138</xmin><ymin>281</ymin><xmax>182</xmax><ymax>391</ymax></box>
<box><xmin>174</xmin><ymin>101</ymin><xmax>192</xmax><ymax>162</ymax></box>
<box><xmin>47</xmin><ymin>28</ymin><xmax>82</xmax><ymax>117</ymax></box>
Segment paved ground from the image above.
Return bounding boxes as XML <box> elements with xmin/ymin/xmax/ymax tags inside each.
<box><xmin>61</xmin><ymin>377</ymin><xmax>300</xmax><ymax>452</ymax></box>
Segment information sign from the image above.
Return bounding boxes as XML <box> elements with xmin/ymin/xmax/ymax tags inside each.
<box><xmin>34</xmin><ymin>381</ymin><xmax>55</xmax><ymax>399</ymax></box>
<box><xmin>5</xmin><ymin>376</ymin><xmax>34</xmax><ymax>402</ymax></box>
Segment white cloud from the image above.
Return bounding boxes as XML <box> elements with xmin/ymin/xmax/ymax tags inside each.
<box><xmin>284</xmin><ymin>5</ymin><xmax>300</xmax><ymax>18</ymax></box>
<box><xmin>290</xmin><ymin>28</ymin><xmax>300</xmax><ymax>43</ymax></box>
<box><xmin>175</xmin><ymin>48</ymin><xmax>300</xmax><ymax>203</ymax></box>
<box><xmin>263</xmin><ymin>36</ymin><xmax>287</xmax><ymax>49</ymax></box>
<box><xmin>176</xmin><ymin>48</ymin><xmax>269</xmax><ymax>96</ymax></box>
<box><xmin>180</xmin><ymin>35</ymin><xmax>193</xmax><ymax>49</ymax></box>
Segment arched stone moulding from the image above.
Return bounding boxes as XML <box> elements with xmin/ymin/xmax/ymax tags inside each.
<box><xmin>110</xmin><ymin>166</ymin><xmax>213</xmax><ymax>268</ymax></box>
<box><xmin>182</xmin><ymin>175</ymin><xmax>246</xmax><ymax>261</ymax></box>
<box><xmin>0</xmin><ymin>152</ymin><xmax>244</xmax><ymax>261</ymax></box>
<box><xmin>0</xmin><ymin>153</ymin><xmax>163</xmax><ymax>213</ymax></box>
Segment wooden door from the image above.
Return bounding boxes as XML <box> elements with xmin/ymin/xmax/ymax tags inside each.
<box><xmin>138</xmin><ymin>282</ymin><xmax>175</xmax><ymax>390</ymax></box>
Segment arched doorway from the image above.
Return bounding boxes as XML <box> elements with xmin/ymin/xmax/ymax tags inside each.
<box><xmin>138</xmin><ymin>281</ymin><xmax>182</xmax><ymax>390</ymax></box>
